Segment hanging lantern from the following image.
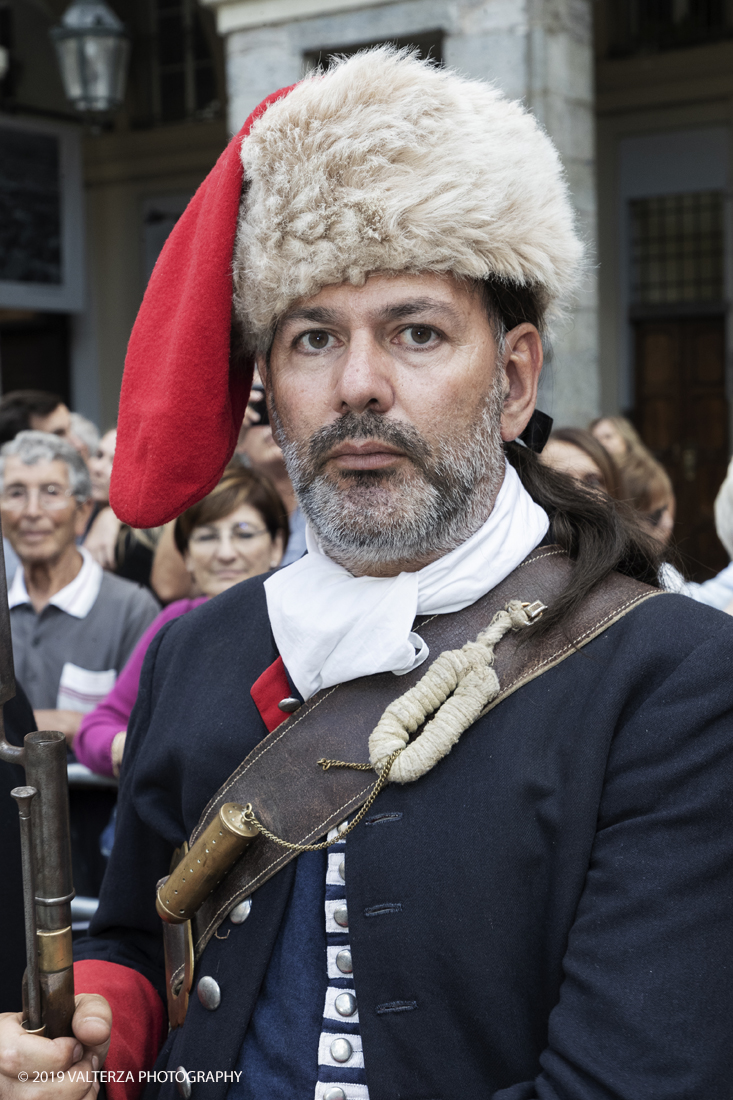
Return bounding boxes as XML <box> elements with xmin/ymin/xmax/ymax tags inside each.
<box><xmin>51</xmin><ymin>0</ymin><xmax>130</xmax><ymax>114</ymax></box>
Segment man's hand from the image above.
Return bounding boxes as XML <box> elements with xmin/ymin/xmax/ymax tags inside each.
<box><xmin>150</xmin><ymin>521</ymin><xmax>194</xmax><ymax>604</ymax></box>
<box><xmin>83</xmin><ymin>508</ymin><xmax>121</xmax><ymax>571</ymax></box>
<box><xmin>33</xmin><ymin>711</ymin><xmax>83</xmax><ymax>746</ymax></box>
<box><xmin>0</xmin><ymin>994</ymin><xmax>111</xmax><ymax>1100</ymax></box>
<box><xmin>110</xmin><ymin>731</ymin><xmax>127</xmax><ymax>778</ymax></box>
<box><xmin>243</xmin><ymin>398</ymin><xmax>263</xmax><ymax>429</ymax></box>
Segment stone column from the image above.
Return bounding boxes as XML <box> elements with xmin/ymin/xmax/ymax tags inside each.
<box><xmin>203</xmin><ymin>0</ymin><xmax>599</xmax><ymax>426</ymax></box>
<box><xmin>527</xmin><ymin>0</ymin><xmax>598</xmax><ymax>427</ymax></box>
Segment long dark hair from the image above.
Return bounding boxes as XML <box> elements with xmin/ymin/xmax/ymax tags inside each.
<box><xmin>547</xmin><ymin>427</ymin><xmax>622</xmax><ymax>501</ymax></box>
<box><xmin>478</xmin><ymin>278</ymin><xmax>662</xmax><ymax>635</ymax></box>
<box><xmin>0</xmin><ymin>390</ymin><xmax>65</xmax><ymax>447</ymax></box>
<box><xmin>505</xmin><ymin>441</ymin><xmax>663</xmax><ymax>638</ymax></box>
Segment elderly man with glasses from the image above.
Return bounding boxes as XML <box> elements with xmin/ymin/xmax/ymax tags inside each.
<box><xmin>1</xmin><ymin>431</ymin><xmax>159</xmax><ymax>743</ymax></box>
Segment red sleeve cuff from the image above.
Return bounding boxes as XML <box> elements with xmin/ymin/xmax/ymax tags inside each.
<box><xmin>74</xmin><ymin>960</ymin><xmax>166</xmax><ymax>1100</ymax></box>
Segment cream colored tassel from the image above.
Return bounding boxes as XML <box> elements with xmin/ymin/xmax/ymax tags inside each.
<box><xmin>368</xmin><ymin>599</ymin><xmax>544</xmax><ymax>784</ymax></box>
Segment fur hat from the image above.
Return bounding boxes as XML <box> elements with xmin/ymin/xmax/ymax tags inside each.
<box><xmin>234</xmin><ymin>48</ymin><xmax>584</xmax><ymax>350</ymax></box>
<box><xmin>110</xmin><ymin>51</ymin><xmax>583</xmax><ymax>528</ymax></box>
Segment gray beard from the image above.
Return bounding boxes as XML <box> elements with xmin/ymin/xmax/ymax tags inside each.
<box><xmin>271</xmin><ymin>370</ymin><xmax>507</xmax><ymax>573</ymax></box>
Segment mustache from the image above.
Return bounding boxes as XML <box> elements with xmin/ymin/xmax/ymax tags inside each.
<box><xmin>305</xmin><ymin>412</ymin><xmax>432</xmax><ymax>476</ymax></box>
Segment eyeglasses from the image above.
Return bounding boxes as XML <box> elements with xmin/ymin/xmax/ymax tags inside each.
<box><xmin>189</xmin><ymin>522</ymin><xmax>270</xmax><ymax>547</ymax></box>
<box><xmin>0</xmin><ymin>484</ymin><xmax>75</xmax><ymax>511</ymax></box>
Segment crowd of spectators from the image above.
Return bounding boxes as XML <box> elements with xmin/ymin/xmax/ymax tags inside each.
<box><xmin>3</xmin><ymin>430</ymin><xmax>159</xmax><ymax>742</ymax></box>
<box><xmin>0</xmin><ymin>387</ymin><xmax>294</xmax><ymax>905</ymax></box>
<box><xmin>539</xmin><ymin>414</ymin><xmax>733</xmax><ymax>610</ymax></box>
<box><xmin>75</xmin><ymin>463</ymin><xmax>288</xmax><ymax>777</ymax></box>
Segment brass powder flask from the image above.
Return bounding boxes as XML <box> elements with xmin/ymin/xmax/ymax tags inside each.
<box><xmin>156</xmin><ymin>803</ymin><xmax>260</xmax><ymax>925</ymax></box>
<box><xmin>156</xmin><ymin>806</ymin><xmax>260</xmax><ymax>1029</ymax></box>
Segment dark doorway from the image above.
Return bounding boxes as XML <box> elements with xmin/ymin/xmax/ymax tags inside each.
<box><xmin>634</xmin><ymin>315</ymin><xmax>728</xmax><ymax>579</ymax></box>
<box><xmin>0</xmin><ymin>311</ymin><xmax>70</xmax><ymax>403</ymax></box>
<box><xmin>303</xmin><ymin>29</ymin><xmax>444</xmax><ymax>71</ymax></box>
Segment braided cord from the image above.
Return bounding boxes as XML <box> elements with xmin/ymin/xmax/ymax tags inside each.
<box><xmin>241</xmin><ymin>601</ymin><xmax>545</xmax><ymax>850</ymax></box>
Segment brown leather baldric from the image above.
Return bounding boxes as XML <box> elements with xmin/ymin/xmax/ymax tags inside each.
<box><xmin>169</xmin><ymin>546</ymin><xmax>659</xmax><ymax>985</ymax></box>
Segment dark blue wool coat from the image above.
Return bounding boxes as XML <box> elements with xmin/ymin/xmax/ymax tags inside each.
<box><xmin>77</xmin><ymin>574</ymin><xmax>733</xmax><ymax>1100</ymax></box>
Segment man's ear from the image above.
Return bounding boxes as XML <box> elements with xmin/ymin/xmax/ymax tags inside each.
<box><xmin>499</xmin><ymin>324</ymin><xmax>543</xmax><ymax>443</ymax></box>
<box><xmin>254</xmin><ymin>353</ymin><xmax>268</xmax><ymax>388</ymax></box>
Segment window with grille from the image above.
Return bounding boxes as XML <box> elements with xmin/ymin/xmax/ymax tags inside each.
<box><xmin>608</xmin><ymin>0</ymin><xmax>731</xmax><ymax>54</ymax></box>
<box><xmin>0</xmin><ymin>128</ymin><xmax>60</xmax><ymax>285</ymax></box>
<box><xmin>303</xmin><ymin>30</ymin><xmax>443</xmax><ymax>73</ymax></box>
<box><xmin>630</xmin><ymin>191</ymin><xmax>724</xmax><ymax>306</ymax></box>
<box><xmin>0</xmin><ymin>3</ymin><xmax>14</xmax><ymax>103</ymax></box>
<box><xmin>152</xmin><ymin>0</ymin><xmax>218</xmax><ymax>123</ymax></box>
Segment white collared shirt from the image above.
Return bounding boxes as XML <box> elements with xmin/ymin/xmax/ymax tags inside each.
<box><xmin>7</xmin><ymin>545</ymin><xmax>160</xmax><ymax>713</ymax></box>
<box><xmin>8</xmin><ymin>545</ymin><xmax>103</xmax><ymax>619</ymax></box>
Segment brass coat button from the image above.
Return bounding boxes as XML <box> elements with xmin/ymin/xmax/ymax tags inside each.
<box><xmin>330</xmin><ymin>1037</ymin><xmax>353</xmax><ymax>1063</ymax></box>
<box><xmin>334</xmin><ymin>992</ymin><xmax>357</xmax><ymax>1017</ymax></box>
<box><xmin>229</xmin><ymin>898</ymin><xmax>252</xmax><ymax>924</ymax></box>
<box><xmin>197</xmin><ymin>976</ymin><xmax>221</xmax><ymax>1010</ymax></box>
<box><xmin>333</xmin><ymin>905</ymin><xmax>348</xmax><ymax>928</ymax></box>
<box><xmin>335</xmin><ymin>948</ymin><xmax>352</xmax><ymax>974</ymax></box>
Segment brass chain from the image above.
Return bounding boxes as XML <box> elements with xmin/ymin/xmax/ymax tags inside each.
<box><xmin>241</xmin><ymin>748</ymin><xmax>404</xmax><ymax>853</ymax></box>
<box><xmin>318</xmin><ymin>759</ymin><xmax>374</xmax><ymax>771</ymax></box>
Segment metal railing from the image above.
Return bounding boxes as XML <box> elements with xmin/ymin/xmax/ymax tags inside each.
<box><xmin>67</xmin><ymin>764</ymin><xmax>117</xmax><ymax>929</ymax></box>
<box><xmin>67</xmin><ymin>762</ymin><xmax>117</xmax><ymax>790</ymax></box>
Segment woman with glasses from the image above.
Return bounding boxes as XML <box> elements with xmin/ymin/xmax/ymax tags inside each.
<box><xmin>74</xmin><ymin>464</ymin><xmax>289</xmax><ymax>777</ymax></box>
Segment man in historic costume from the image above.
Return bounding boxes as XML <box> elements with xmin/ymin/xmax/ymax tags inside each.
<box><xmin>2</xmin><ymin>47</ymin><xmax>733</xmax><ymax>1100</ymax></box>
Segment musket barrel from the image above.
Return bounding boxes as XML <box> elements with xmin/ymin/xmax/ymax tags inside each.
<box><xmin>0</xmin><ymin>532</ymin><xmax>74</xmax><ymax>1034</ymax></box>
<box><xmin>11</xmin><ymin>786</ymin><xmax>43</xmax><ymax>1034</ymax></box>
<box><xmin>24</xmin><ymin>730</ymin><xmax>75</xmax><ymax>1038</ymax></box>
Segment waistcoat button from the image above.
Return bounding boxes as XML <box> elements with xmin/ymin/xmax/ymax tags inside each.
<box><xmin>335</xmin><ymin>948</ymin><xmax>352</xmax><ymax>974</ymax></box>
<box><xmin>334</xmin><ymin>992</ymin><xmax>357</xmax><ymax>1017</ymax></box>
<box><xmin>330</xmin><ymin>1037</ymin><xmax>353</xmax><ymax>1063</ymax></box>
<box><xmin>333</xmin><ymin>905</ymin><xmax>348</xmax><ymax>928</ymax></box>
<box><xmin>197</xmin><ymin>976</ymin><xmax>221</xmax><ymax>1010</ymax></box>
<box><xmin>229</xmin><ymin>898</ymin><xmax>252</xmax><ymax>924</ymax></box>
<box><xmin>338</xmin><ymin>859</ymin><xmax>345</xmax><ymax>881</ymax></box>
<box><xmin>175</xmin><ymin>1069</ymin><xmax>191</xmax><ymax>1099</ymax></box>
<box><xmin>278</xmin><ymin>696</ymin><xmax>300</xmax><ymax>713</ymax></box>
<box><xmin>322</xmin><ymin>1089</ymin><xmax>346</xmax><ymax>1100</ymax></box>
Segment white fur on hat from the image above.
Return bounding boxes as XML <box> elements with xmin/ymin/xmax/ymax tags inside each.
<box><xmin>233</xmin><ymin>47</ymin><xmax>584</xmax><ymax>348</ymax></box>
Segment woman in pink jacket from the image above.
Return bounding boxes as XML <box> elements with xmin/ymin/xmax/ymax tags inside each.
<box><xmin>73</xmin><ymin>464</ymin><xmax>288</xmax><ymax>776</ymax></box>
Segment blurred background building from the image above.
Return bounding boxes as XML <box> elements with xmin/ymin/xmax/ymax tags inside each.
<box><xmin>0</xmin><ymin>0</ymin><xmax>227</xmax><ymax>429</ymax></box>
<box><xmin>0</xmin><ymin>0</ymin><xmax>731</xmax><ymax>575</ymax></box>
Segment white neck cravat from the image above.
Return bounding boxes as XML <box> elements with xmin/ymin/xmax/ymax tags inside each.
<box><xmin>264</xmin><ymin>461</ymin><xmax>549</xmax><ymax>701</ymax></box>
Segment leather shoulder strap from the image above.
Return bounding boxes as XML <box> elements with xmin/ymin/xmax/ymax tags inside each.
<box><xmin>187</xmin><ymin>548</ymin><xmax>659</xmax><ymax>961</ymax></box>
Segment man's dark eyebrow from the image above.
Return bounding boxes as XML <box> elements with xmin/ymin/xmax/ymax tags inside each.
<box><xmin>278</xmin><ymin>305</ymin><xmax>340</xmax><ymax>329</ymax></box>
<box><xmin>377</xmin><ymin>298</ymin><xmax>461</xmax><ymax>323</ymax></box>
<box><xmin>279</xmin><ymin>297</ymin><xmax>461</xmax><ymax>330</ymax></box>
